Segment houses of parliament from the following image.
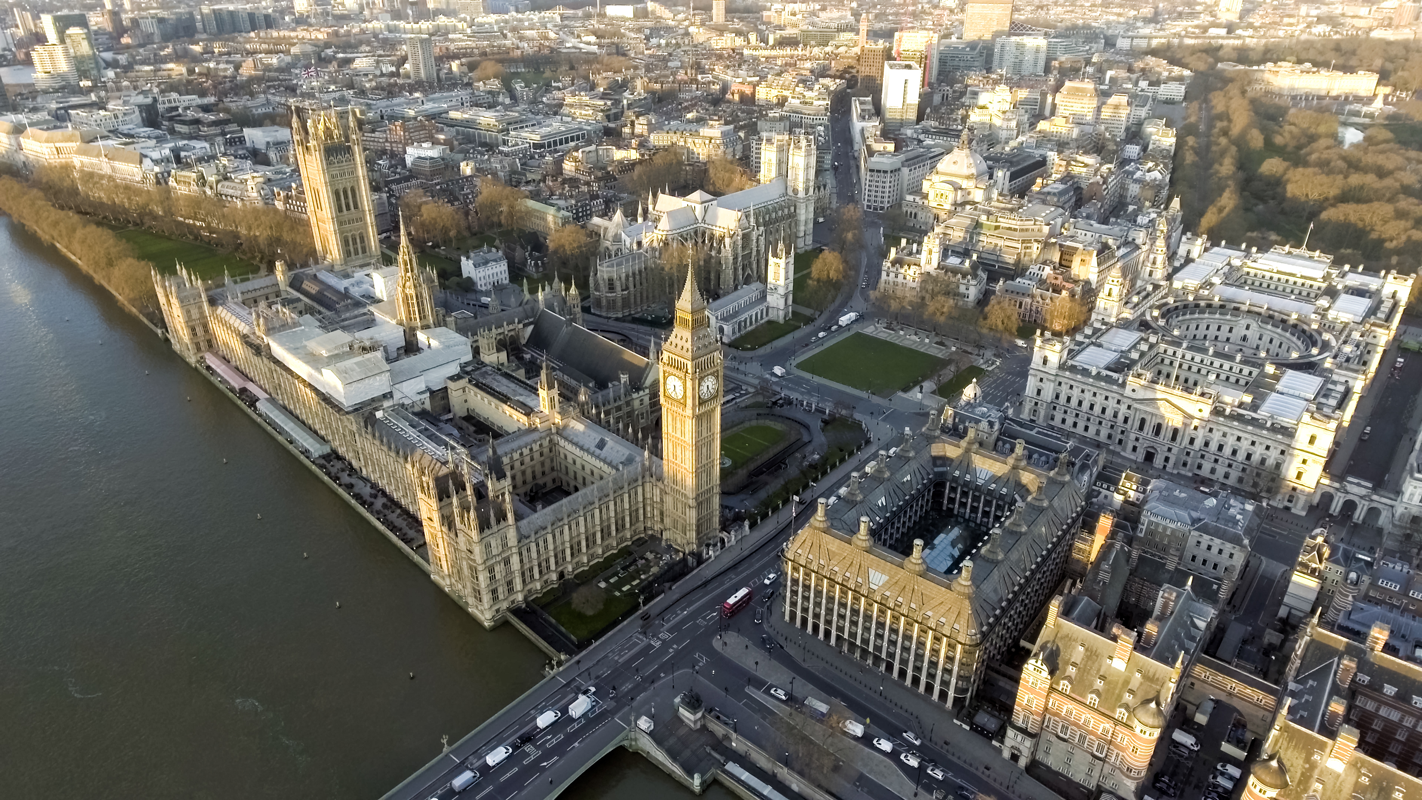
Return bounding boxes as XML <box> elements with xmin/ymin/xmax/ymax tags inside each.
<box><xmin>154</xmin><ymin>105</ymin><xmax>724</xmax><ymax>628</ymax></box>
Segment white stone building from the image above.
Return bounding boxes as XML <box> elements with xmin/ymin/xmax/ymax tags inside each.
<box><xmin>1024</xmin><ymin>245</ymin><xmax>1413</xmax><ymax>512</ymax></box>
<box><xmin>461</xmin><ymin>246</ymin><xmax>510</xmax><ymax>292</ymax></box>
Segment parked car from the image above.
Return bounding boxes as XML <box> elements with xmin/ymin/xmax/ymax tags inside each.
<box><xmin>768</xmin><ymin>686</ymin><xmax>789</xmax><ymax>701</ymax></box>
<box><xmin>900</xmin><ymin>751</ymin><xmax>921</xmax><ymax>768</ymax></box>
<box><xmin>925</xmin><ymin>764</ymin><xmax>946</xmax><ymax>781</ymax></box>
<box><xmin>902</xmin><ymin>731</ymin><xmax>922</xmax><ymax>746</ymax></box>
<box><xmin>873</xmin><ymin>737</ymin><xmax>894</xmax><ymax>753</ymax></box>
<box><xmin>1362</xmin><ymin>426</ymin><xmax>1372</xmax><ymax>440</ymax></box>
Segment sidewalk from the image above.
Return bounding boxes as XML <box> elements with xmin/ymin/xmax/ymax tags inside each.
<box><xmin>763</xmin><ymin>610</ymin><xmax>1060</xmax><ymax>800</ymax></box>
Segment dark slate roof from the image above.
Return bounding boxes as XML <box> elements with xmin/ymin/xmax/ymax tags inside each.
<box><xmin>524</xmin><ymin>310</ymin><xmax>653</xmax><ymax>390</ymax></box>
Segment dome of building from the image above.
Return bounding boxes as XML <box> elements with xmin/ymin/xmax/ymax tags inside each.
<box><xmin>933</xmin><ymin>146</ymin><xmax>989</xmax><ymax>186</ymax></box>
<box><xmin>1133</xmin><ymin>695</ymin><xmax>1166</xmax><ymax>729</ymax></box>
<box><xmin>1251</xmin><ymin>752</ymin><xmax>1290</xmax><ymax>790</ymax></box>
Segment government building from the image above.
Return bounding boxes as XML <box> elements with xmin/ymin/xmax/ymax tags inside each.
<box><xmin>780</xmin><ymin>402</ymin><xmax>1101</xmax><ymax>711</ymax></box>
<box><xmin>1023</xmin><ymin>244</ymin><xmax>1413</xmax><ymax>513</ymax></box>
<box><xmin>155</xmin><ymin>106</ymin><xmax>727</xmax><ymax>628</ymax></box>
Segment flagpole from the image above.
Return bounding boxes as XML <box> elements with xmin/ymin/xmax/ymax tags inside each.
<box><xmin>1302</xmin><ymin>221</ymin><xmax>1313</xmax><ymax>249</ymax></box>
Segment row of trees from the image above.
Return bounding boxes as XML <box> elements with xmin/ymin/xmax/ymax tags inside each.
<box><xmin>1158</xmin><ymin>39</ymin><xmax>1422</xmax><ymax>95</ymax></box>
<box><xmin>799</xmin><ymin>205</ymin><xmax>867</xmax><ymax>312</ymax></box>
<box><xmin>0</xmin><ymin>176</ymin><xmax>157</xmax><ymax>310</ymax></box>
<box><xmin>33</xmin><ymin>166</ymin><xmax>318</xmax><ymax>266</ymax></box>
<box><xmin>1174</xmin><ymin>68</ymin><xmax>1422</xmax><ymax>271</ymax></box>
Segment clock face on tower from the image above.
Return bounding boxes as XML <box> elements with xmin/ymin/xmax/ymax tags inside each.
<box><xmin>665</xmin><ymin>375</ymin><xmax>684</xmax><ymax>400</ymax></box>
<box><xmin>699</xmin><ymin>375</ymin><xmax>719</xmax><ymax>400</ymax></box>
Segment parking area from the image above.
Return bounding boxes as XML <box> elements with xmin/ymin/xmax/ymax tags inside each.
<box><xmin>1150</xmin><ymin>704</ymin><xmax>1247</xmax><ymax>800</ymax></box>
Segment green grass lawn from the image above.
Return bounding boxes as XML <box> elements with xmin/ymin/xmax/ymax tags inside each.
<box><xmin>729</xmin><ymin>311</ymin><xmax>814</xmax><ymax>350</ymax></box>
<box><xmin>721</xmin><ymin>423</ymin><xmax>790</xmax><ymax>473</ymax></box>
<box><xmin>798</xmin><ymin>333</ymin><xmax>947</xmax><ymax>397</ymax></box>
<box><xmin>793</xmin><ymin>247</ymin><xmax>822</xmax><ymax>296</ymax></box>
<box><xmin>936</xmin><ymin>365</ymin><xmax>986</xmax><ymax>400</ymax></box>
<box><xmin>115</xmin><ymin>228</ymin><xmax>256</xmax><ymax>281</ymax></box>
<box><xmin>545</xmin><ymin>591</ymin><xmax>638</xmax><ymax>642</ymax></box>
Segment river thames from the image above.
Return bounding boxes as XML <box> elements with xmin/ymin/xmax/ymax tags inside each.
<box><xmin>0</xmin><ymin>217</ymin><xmax>730</xmax><ymax>799</ymax></box>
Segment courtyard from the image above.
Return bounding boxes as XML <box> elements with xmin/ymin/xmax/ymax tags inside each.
<box><xmin>797</xmin><ymin>333</ymin><xmax>948</xmax><ymax>397</ymax></box>
<box><xmin>721</xmin><ymin>422</ymin><xmax>792</xmax><ymax>474</ymax></box>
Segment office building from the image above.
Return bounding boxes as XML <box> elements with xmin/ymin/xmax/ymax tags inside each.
<box><xmin>1055</xmin><ymin>80</ymin><xmax>1099</xmax><ymax>124</ymax></box>
<box><xmin>858</xmin><ymin>12</ymin><xmax>868</xmax><ymax>47</ymax></box>
<box><xmin>406</xmin><ymin>35</ymin><xmax>437</xmax><ymax>83</ymax></box>
<box><xmin>64</xmin><ymin>27</ymin><xmax>102</xmax><ymax>84</ymax></box>
<box><xmin>41</xmin><ymin>11</ymin><xmax>88</xmax><ymax>44</ymax></box>
<box><xmin>782</xmin><ymin>405</ymin><xmax>1100</xmax><ymax>711</ymax></box>
<box><xmin>1218</xmin><ymin>0</ymin><xmax>1242</xmax><ymax>20</ymax></box>
<box><xmin>992</xmin><ymin>35</ymin><xmax>1047</xmax><ymax>77</ymax></box>
<box><xmin>894</xmin><ymin>29</ymin><xmax>940</xmax><ymax>85</ymax></box>
<box><xmin>881</xmin><ymin>61</ymin><xmax>922</xmax><ymax>132</ymax></box>
<box><xmin>1244</xmin><ymin>616</ymin><xmax>1422</xmax><ymax>799</ymax></box>
<box><xmin>32</xmin><ymin>44</ymin><xmax>79</xmax><ymax>91</ymax></box>
<box><xmin>1003</xmin><ymin>585</ymin><xmax>1215</xmax><ymax>799</ymax></box>
<box><xmin>712</xmin><ymin>0</ymin><xmax>725</xmax><ymax>23</ymax></box>
<box><xmin>858</xmin><ymin>42</ymin><xmax>890</xmax><ymax>95</ymax></box>
<box><xmin>963</xmin><ymin>0</ymin><xmax>1013</xmax><ymax>40</ymax></box>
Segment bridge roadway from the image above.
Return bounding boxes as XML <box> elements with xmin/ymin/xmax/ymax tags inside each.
<box><xmin>384</xmin><ymin>495</ymin><xmax>1027</xmax><ymax>800</ymax></box>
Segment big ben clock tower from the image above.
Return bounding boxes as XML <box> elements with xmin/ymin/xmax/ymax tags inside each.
<box><xmin>660</xmin><ymin>266</ymin><xmax>724</xmax><ymax>553</ymax></box>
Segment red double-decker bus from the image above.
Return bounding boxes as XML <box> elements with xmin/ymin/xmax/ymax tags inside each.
<box><xmin>721</xmin><ymin>587</ymin><xmax>753</xmax><ymax>617</ymax></box>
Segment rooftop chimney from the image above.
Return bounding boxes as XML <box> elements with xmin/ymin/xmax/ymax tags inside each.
<box><xmin>1337</xmin><ymin>656</ymin><xmax>1357</xmax><ymax>688</ymax></box>
<box><xmin>1367</xmin><ymin>622</ymin><xmax>1390</xmax><ymax>654</ymax></box>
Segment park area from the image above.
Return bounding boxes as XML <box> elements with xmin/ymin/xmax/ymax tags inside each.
<box><xmin>535</xmin><ymin>545</ymin><xmax>663</xmax><ymax>642</ymax></box>
<box><xmin>721</xmin><ymin>422</ymin><xmax>791</xmax><ymax>474</ymax></box>
<box><xmin>729</xmin><ymin>311</ymin><xmax>814</xmax><ymax>350</ymax></box>
<box><xmin>798</xmin><ymin>333</ymin><xmax>947</xmax><ymax>397</ymax></box>
<box><xmin>114</xmin><ymin>227</ymin><xmax>256</xmax><ymax>281</ymax></box>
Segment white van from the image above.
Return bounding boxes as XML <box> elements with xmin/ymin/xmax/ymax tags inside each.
<box><xmin>536</xmin><ymin>709</ymin><xmax>561</xmax><ymax>729</ymax></box>
<box><xmin>1216</xmin><ymin>763</ymin><xmax>1243</xmax><ymax>781</ymax></box>
<box><xmin>1171</xmin><ymin>729</ymin><xmax>1200</xmax><ymax>751</ymax></box>
<box><xmin>771</xmin><ymin>366</ymin><xmax>787</xmax><ymax>377</ymax></box>
<box><xmin>451</xmin><ymin>770</ymin><xmax>479</xmax><ymax>792</ymax></box>
<box><xmin>841</xmin><ymin>719</ymin><xmax>864</xmax><ymax>738</ymax></box>
<box><xmin>485</xmin><ymin>746</ymin><xmax>513</xmax><ymax>768</ymax></box>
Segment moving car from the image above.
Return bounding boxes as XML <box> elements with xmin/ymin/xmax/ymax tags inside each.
<box><xmin>768</xmin><ymin>686</ymin><xmax>789</xmax><ymax>701</ymax></box>
<box><xmin>900</xmin><ymin>751</ymin><xmax>921</xmax><ymax>768</ymax></box>
<box><xmin>873</xmin><ymin>737</ymin><xmax>894</xmax><ymax>753</ymax></box>
<box><xmin>901</xmin><ymin>731</ymin><xmax>922</xmax><ymax>746</ymax></box>
<box><xmin>1362</xmin><ymin>426</ymin><xmax>1372</xmax><ymax>440</ymax></box>
<box><xmin>485</xmin><ymin>746</ymin><xmax>513</xmax><ymax>768</ymax></box>
<box><xmin>925</xmin><ymin>764</ymin><xmax>946</xmax><ymax>781</ymax></box>
<box><xmin>763</xmin><ymin>571</ymin><xmax>780</xmax><ymax>585</ymax></box>
<box><xmin>580</xmin><ymin>685</ymin><xmax>596</xmax><ymax>696</ymax></box>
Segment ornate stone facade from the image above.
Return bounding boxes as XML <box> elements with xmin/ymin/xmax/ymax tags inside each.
<box><xmin>291</xmin><ymin>105</ymin><xmax>381</xmax><ymax>268</ymax></box>
<box><xmin>781</xmin><ymin>406</ymin><xmax>1100</xmax><ymax>710</ymax></box>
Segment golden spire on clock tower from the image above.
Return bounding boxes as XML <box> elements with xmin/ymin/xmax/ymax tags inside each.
<box><xmin>659</xmin><ymin>265</ymin><xmax>724</xmax><ymax>554</ymax></box>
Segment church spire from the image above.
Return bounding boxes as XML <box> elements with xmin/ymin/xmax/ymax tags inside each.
<box><xmin>395</xmin><ymin>214</ymin><xmax>436</xmax><ymax>336</ymax></box>
<box><xmin>676</xmin><ymin>263</ymin><xmax>705</xmax><ymax>312</ymax></box>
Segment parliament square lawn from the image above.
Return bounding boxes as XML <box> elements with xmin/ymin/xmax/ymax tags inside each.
<box><xmin>799</xmin><ymin>333</ymin><xmax>947</xmax><ymax>397</ymax></box>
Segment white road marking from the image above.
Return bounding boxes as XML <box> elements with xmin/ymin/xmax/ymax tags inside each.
<box><xmin>499</xmin><ymin>768</ymin><xmax>519</xmax><ymax>782</ymax></box>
